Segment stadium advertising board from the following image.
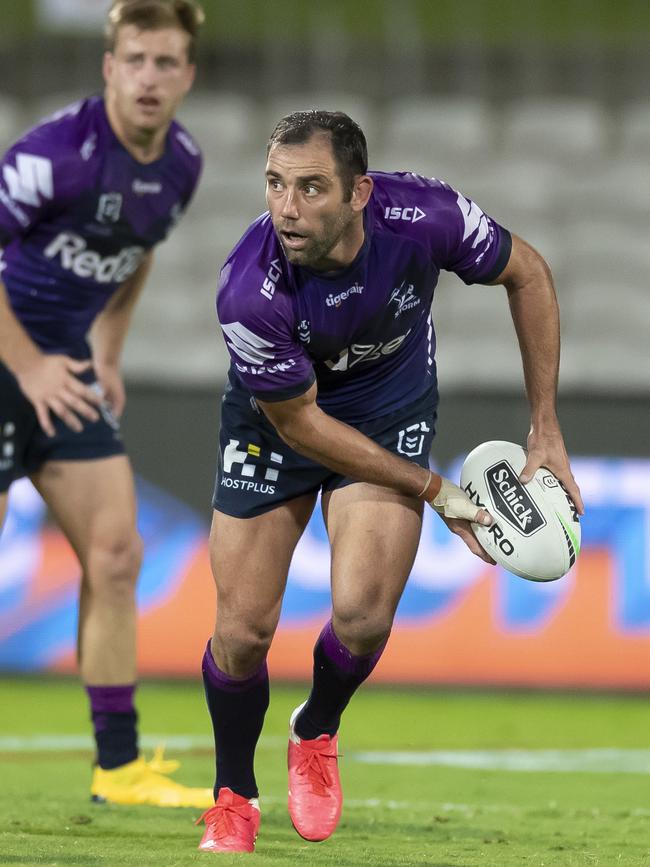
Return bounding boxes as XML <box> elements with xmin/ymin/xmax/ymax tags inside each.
<box><xmin>1</xmin><ymin>456</ymin><xmax>649</xmax><ymax>688</ymax></box>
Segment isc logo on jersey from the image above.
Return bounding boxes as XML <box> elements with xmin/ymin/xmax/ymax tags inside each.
<box><xmin>44</xmin><ymin>232</ymin><xmax>144</xmax><ymax>284</ymax></box>
<box><xmin>384</xmin><ymin>206</ymin><xmax>426</xmax><ymax>223</ymax></box>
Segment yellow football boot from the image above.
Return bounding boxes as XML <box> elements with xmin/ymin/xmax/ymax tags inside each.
<box><xmin>91</xmin><ymin>746</ymin><xmax>213</xmax><ymax>808</ymax></box>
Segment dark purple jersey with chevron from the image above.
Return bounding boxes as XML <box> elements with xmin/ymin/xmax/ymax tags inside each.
<box><xmin>0</xmin><ymin>96</ymin><xmax>202</xmax><ymax>356</ymax></box>
<box><xmin>217</xmin><ymin>171</ymin><xmax>511</xmax><ymax>423</ymax></box>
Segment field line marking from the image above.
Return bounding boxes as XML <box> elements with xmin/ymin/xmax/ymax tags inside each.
<box><xmin>2</xmin><ymin>736</ymin><xmax>650</xmax><ymax>772</ymax></box>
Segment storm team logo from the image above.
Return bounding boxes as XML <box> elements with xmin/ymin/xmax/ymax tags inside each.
<box><xmin>389</xmin><ymin>282</ymin><xmax>421</xmax><ymax>318</ymax></box>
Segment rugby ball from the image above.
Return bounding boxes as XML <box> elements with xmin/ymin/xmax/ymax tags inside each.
<box><xmin>460</xmin><ymin>440</ymin><xmax>581</xmax><ymax>582</ymax></box>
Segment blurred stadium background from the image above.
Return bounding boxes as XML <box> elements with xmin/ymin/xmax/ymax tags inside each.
<box><xmin>1</xmin><ymin>0</ymin><xmax>649</xmax><ymax>688</ymax></box>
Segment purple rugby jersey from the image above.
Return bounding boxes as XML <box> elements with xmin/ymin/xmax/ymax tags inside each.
<box><xmin>217</xmin><ymin>171</ymin><xmax>511</xmax><ymax>423</ymax></box>
<box><xmin>0</xmin><ymin>96</ymin><xmax>202</xmax><ymax>356</ymax></box>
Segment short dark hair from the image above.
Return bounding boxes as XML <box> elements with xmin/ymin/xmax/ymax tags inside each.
<box><xmin>267</xmin><ymin>110</ymin><xmax>368</xmax><ymax>201</ymax></box>
<box><xmin>105</xmin><ymin>0</ymin><xmax>204</xmax><ymax>63</ymax></box>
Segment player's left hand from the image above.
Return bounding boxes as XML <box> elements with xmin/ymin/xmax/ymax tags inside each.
<box><xmin>94</xmin><ymin>363</ymin><xmax>126</xmax><ymax>417</ymax></box>
<box><xmin>520</xmin><ymin>425</ymin><xmax>584</xmax><ymax>515</ymax></box>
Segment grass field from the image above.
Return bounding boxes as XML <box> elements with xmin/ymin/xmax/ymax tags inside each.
<box><xmin>2</xmin><ymin>677</ymin><xmax>650</xmax><ymax>866</ymax></box>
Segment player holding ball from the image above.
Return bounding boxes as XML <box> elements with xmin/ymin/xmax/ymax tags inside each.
<box><xmin>197</xmin><ymin>110</ymin><xmax>584</xmax><ymax>852</ymax></box>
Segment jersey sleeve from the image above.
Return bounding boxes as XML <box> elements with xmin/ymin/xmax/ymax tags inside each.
<box><xmin>428</xmin><ymin>181</ymin><xmax>512</xmax><ymax>285</ymax></box>
<box><xmin>0</xmin><ymin>126</ymin><xmax>79</xmax><ymax>246</ymax></box>
<box><xmin>216</xmin><ymin>259</ymin><xmax>316</xmax><ymax>402</ymax></box>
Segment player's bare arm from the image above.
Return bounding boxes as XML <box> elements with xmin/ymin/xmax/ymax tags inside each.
<box><xmin>492</xmin><ymin>234</ymin><xmax>584</xmax><ymax>514</ymax></box>
<box><xmin>0</xmin><ymin>278</ymin><xmax>101</xmax><ymax>436</ymax></box>
<box><xmin>257</xmin><ymin>383</ymin><xmax>495</xmax><ymax>564</ymax></box>
<box><xmin>90</xmin><ymin>251</ymin><xmax>154</xmax><ymax>416</ymax></box>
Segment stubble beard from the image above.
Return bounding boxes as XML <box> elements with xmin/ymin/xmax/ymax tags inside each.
<box><xmin>278</xmin><ymin>209</ymin><xmax>353</xmax><ymax>270</ymax></box>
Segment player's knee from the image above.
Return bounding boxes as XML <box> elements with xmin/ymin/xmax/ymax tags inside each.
<box><xmin>85</xmin><ymin>530</ymin><xmax>143</xmax><ymax>594</ymax></box>
<box><xmin>215</xmin><ymin>619</ymin><xmax>274</xmax><ymax>669</ymax></box>
<box><xmin>332</xmin><ymin>605</ymin><xmax>393</xmax><ymax>653</ymax></box>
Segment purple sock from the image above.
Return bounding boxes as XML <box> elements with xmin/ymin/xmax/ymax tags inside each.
<box><xmin>202</xmin><ymin>640</ymin><xmax>269</xmax><ymax>800</ymax></box>
<box><xmin>294</xmin><ymin>620</ymin><xmax>387</xmax><ymax>740</ymax></box>
<box><xmin>86</xmin><ymin>684</ymin><xmax>138</xmax><ymax>770</ymax></box>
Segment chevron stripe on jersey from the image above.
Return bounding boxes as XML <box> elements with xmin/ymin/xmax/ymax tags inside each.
<box><xmin>221</xmin><ymin>322</ymin><xmax>276</xmax><ymax>366</ymax></box>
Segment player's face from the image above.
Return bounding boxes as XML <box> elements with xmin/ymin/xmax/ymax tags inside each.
<box><xmin>265</xmin><ymin>134</ymin><xmax>368</xmax><ymax>271</ymax></box>
<box><xmin>103</xmin><ymin>25</ymin><xmax>195</xmax><ymax>135</ymax></box>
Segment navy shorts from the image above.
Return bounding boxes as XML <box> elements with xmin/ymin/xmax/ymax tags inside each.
<box><xmin>213</xmin><ymin>383</ymin><xmax>437</xmax><ymax>519</ymax></box>
<box><xmin>0</xmin><ymin>361</ymin><xmax>125</xmax><ymax>493</ymax></box>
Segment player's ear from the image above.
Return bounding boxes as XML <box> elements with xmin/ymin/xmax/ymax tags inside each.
<box><xmin>102</xmin><ymin>51</ymin><xmax>114</xmax><ymax>85</ymax></box>
<box><xmin>350</xmin><ymin>174</ymin><xmax>373</xmax><ymax>212</ymax></box>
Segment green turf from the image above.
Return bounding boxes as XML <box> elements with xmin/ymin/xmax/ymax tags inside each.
<box><xmin>1</xmin><ymin>677</ymin><xmax>650</xmax><ymax>865</ymax></box>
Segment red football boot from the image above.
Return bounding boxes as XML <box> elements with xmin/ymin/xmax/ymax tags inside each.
<box><xmin>196</xmin><ymin>787</ymin><xmax>260</xmax><ymax>853</ymax></box>
<box><xmin>287</xmin><ymin>704</ymin><xmax>342</xmax><ymax>842</ymax></box>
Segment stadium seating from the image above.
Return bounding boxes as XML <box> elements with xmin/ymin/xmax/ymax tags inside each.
<box><xmin>3</xmin><ymin>90</ymin><xmax>645</xmax><ymax>392</ymax></box>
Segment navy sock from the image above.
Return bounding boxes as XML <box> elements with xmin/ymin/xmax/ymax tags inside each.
<box><xmin>294</xmin><ymin>620</ymin><xmax>387</xmax><ymax>740</ymax></box>
<box><xmin>86</xmin><ymin>684</ymin><xmax>138</xmax><ymax>770</ymax></box>
<box><xmin>202</xmin><ymin>640</ymin><xmax>269</xmax><ymax>800</ymax></box>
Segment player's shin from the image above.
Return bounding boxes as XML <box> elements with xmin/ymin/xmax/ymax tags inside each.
<box><xmin>86</xmin><ymin>684</ymin><xmax>138</xmax><ymax>771</ymax></box>
<box><xmin>294</xmin><ymin>619</ymin><xmax>387</xmax><ymax>740</ymax></box>
<box><xmin>201</xmin><ymin>640</ymin><xmax>270</xmax><ymax>801</ymax></box>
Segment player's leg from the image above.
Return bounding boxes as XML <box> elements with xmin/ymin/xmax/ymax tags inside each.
<box><xmin>30</xmin><ymin>455</ymin><xmax>212</xmax><ymax>807</ymax></box>
<box><xmin>198</xmin><ymin>494</ymin><xmax>316</xmax><ymax>853</ymax></box>
<box><xmin>205</xmin><ymin>495</ymin><xmax>316</xmax><ymax>795</ymax></box>
<box><xmin>288</xmin><ymin>482</ymin><xmax>423</xmax><ymax>841</ymax></box>
<box><xmin>31</xmin><ymin>456</ymin><xmax>141</xmax><ymax>747</ymax></box>
<box><xmin>310</xmin><ymin>482</ymin><xmax>423</xmax><ymax>731</ymax></box>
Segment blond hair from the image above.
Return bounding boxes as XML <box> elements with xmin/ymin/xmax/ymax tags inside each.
<box><xmin>105</xmin><ymin>0</ymin><xmax>205</xmax><ymax>62</ymax></box>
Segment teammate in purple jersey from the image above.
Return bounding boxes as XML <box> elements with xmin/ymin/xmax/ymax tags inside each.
<box><xmin>0</xmin><ymin>1</ymin><xmax>213</xmax><ymax>808</ymax></box>
<box><xmin>196</xmin><ymin>110</ymin><xmax>585</xmax><ymax>854</ymax></box>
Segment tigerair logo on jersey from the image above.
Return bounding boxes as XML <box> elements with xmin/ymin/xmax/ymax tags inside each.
<box><xmin>324</xmin><ymin>329</ymin><xmax>411</xmax><ymax>372</ymax></box>
<box><xmin>220</xmin><ymin>438</ymin><xmax>283</xmax><ymax>495</ymax></box>
<box><xmin>485</xmin><ymin>461</ymin><xmax>546</xmax><ymax>536</ymax></box>
<box><xmin>384</xmin><ymin>206</ymin><xmax>426</xmax><ymax>223</ymax></box>
<box><xmin>389</xmin><ymin>282</ymin><xmax>421</xmax><ymax>318</ymax></box>
<box><xmin>132</xmin><ymin>179</ymin><xmax>162</xmax><ymax>195</ymax></box>
<box><xmin>326</xmin><ymin>283</ymin><xmax>364</xmax><ymax>308</ymax></box>
<box><xmin>44</xmin><ymin>232</ymin><xmax>144</xmax><ymax>284</ymax></box>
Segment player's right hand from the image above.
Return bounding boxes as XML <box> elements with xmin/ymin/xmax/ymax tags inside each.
<box><xmin>427</xmin><ymin>477</ymin><xmax>493</xmax><ymax>525</ymax></box>
<box><xmin>15</xmin><ymin>354</ymin><xmax>102</xmax><ymax>437</ymax></box>
<box><xmin>425</xmin><ymin>476</ymin><xmax>496</xmax><ymax>565</ymax></box>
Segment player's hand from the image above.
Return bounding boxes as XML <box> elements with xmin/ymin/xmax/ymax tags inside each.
<box><xmin>520</xmin><ymin>425</ymin><xmax>584</xmax><ymax>515</ymax></box>
<box><xmin>427</xmin><ymin>477</ymin><xmax>493</xmax><ymax>525</ymax></box>
<box><xmin>424</xmin><ymin>476</ymin><xmax>496</xmax><ymax>564</ymax></box>
<box><xmin>94</xmin><ymin>362</ymin><xmax>126</xmax><ymax>418</ymax></box>
<box><xmin>15</xmin><ymin>354</ymin><xmax>102</xmax><ymax>437</ymax></box>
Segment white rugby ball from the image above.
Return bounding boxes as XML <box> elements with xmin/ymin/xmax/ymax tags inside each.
<box><xmin>460</xmin><ymin>440</ymin><xmax>581</xmax><ymax>582</ymax></box>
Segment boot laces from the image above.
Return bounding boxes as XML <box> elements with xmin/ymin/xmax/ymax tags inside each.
<box><xmin>195</xmin><ymin>795</ymin><xmax>254</xmax><ymax>839</ymax></box>
<box><xmin>296</xmin><ymin>740</ymin><xmax>339</xmax><ymax>796</ymax></box>
<box><xmin>146</xmin><ymin>745</ymin><xmax>180</xmax><ymax>775</ymax></box>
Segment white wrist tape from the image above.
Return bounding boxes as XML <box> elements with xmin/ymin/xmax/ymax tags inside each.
<box><xmin>430</xmin><ymin>478</ymin><xmax>482</xmax><ymax>522</ymax></box>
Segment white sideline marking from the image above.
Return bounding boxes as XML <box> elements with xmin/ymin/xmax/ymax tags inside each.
<box><xmin>2</xmin><ymin>736</ymin><xmax>650</xmax><ymax>773</ymax></box>
<box><xmin>352</xmin><ymin>748</ymin><xmax>650</xmax><ymax>774</ymax></box>
<box><xmin>0</xmin><ymin>734</ymin><xmax>282</xmax><ymax>752</ymax></box>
